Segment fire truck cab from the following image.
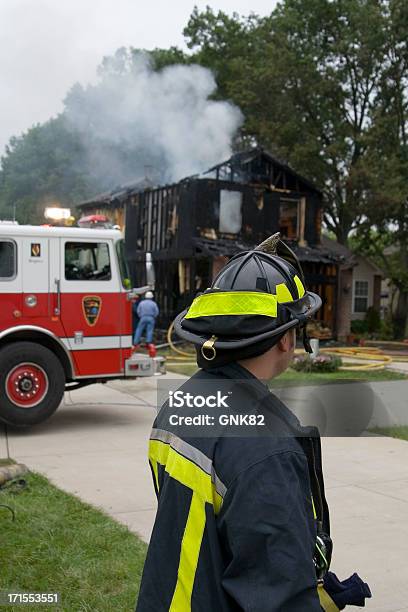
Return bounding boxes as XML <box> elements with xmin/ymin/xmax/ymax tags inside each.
<box><xmin>0</xmin><ymin>224</ymin><xmax>165</xmax><ymax>427</ymax></box>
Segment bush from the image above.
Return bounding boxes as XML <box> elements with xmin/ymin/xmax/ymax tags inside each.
<box><xmin>351</xmin><ymin>319</ymin><xmax>368</xmax><ymax>335</ymax></box>
<box><xmin>291</xmin><ymin>354</ymin><xmax>342</xmax><ymax>373</ymax></box>
<box><xmin>351</xmin><ymin>309</ymin><xmax>393</xmax><ymax>340</ymax></box>
<box><xmin>365</xmin><ymin>307</ymin><xmax>381</xmax><ymax>333</ymax></box>
<box><xmin>379</xmin><ymin>316</ymin><xmax>395</xmax><ymax>340</ymax></box>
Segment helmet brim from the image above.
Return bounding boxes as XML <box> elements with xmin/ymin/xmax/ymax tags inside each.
<box><xmin>284</xmin><ymin>291</ymin><xmax>322</xmax><ymax>321</ymax></box>
<box><xmin>173</xmin><ymin>291</ymin><xmax>322</xmax><ymax>350</ymax></box>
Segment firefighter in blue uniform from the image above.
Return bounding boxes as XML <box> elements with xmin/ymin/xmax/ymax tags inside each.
<box><xmin>136</xmin><ymin>234</ymin><xmax>371</xmax><ymax>611</ymax></box>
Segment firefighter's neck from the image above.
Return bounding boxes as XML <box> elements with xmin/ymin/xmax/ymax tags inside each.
<box><xmin>238</xmin><ymin>330</ymin><xmax>295</xmax><ymax>381</ymax></box>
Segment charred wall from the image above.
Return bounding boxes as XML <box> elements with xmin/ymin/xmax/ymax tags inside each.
<box><xmin>124</xmin><ymin>177</ymin><xmax>325</xmax><ymax>327</ymax></box>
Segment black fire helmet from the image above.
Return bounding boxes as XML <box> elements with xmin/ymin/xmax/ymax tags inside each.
<box><xmin>173</xmin><ymin>233</ymin><xmax>322</xmax><ymax>365</ymax></box>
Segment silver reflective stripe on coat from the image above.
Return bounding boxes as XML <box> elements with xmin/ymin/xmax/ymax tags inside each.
<box><xmin>150</xmin><ymin>428</ymin><xmax>227</xmax><ymax>499</ymax></box>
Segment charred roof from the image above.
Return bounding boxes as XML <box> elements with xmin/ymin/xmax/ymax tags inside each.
<box><xmin>78</xmin><ymin>177</ymin><xmax>155</xmax><ymax>211</ymax></box>
<box><xmin>77</xmin><ymin>147</ymin><xmax>322</xmax><ymax>212</ymax></box>
<box><xmin>194</xmin><ymin>236</ymin><xmax>352</xmax><ymax>265</ymax></box>
<box><xmin>204</xmin><ymin>147</ymin><xmax>322</xmax><ymax>195</ymax></box>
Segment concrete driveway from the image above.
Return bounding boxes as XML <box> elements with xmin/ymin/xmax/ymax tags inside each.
<box><xmin>1</xmin><ymin>377</ymin><xmax>408</xmax><ymax>612</ymax></box>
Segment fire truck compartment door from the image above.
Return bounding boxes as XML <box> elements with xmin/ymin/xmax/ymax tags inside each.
<box><xmin>59</xmin><ymin>238</ymin><xmax>124</xmax><ymax>376</ymax></box>
<box><xmin>22</xmin><ymin>238</ymin><xmax>50</xmax><ymax>317</ymax></box>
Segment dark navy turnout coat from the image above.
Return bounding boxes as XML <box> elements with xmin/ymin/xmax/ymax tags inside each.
<box><xmin>136</xmin><ymin>363</ymin><xmax>330</xmax><ymax>611</ymax></box>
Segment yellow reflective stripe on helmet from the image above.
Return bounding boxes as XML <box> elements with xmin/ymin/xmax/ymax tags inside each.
<box><xmin>149</xmin><ymin>439</ymin><xmax>224</xmax><ymax>513</ymax></box>
<box><xmin>184</xmin><ymin>291</ymin><xmax>278</xmax><ymax>319</ymax></box>
<box><xmin>276</xmin><ymin>283</ymin><xmax>294</xmax><ymax>303</ymax></box>
<box><xmin>170</xmin><ymin>492</ymin><xmax>206</xmax><ymax>612</ymax></box>
<box><xmin>294</xmin><ymin>274</ymin><xmax>306</xmax><ymax>298</ymax></box>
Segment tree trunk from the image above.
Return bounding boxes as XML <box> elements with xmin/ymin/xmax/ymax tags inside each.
<box><xmin>333</xmin><ymin>220</ymin><xmax>353</xmax><ymax>246</ymax></box>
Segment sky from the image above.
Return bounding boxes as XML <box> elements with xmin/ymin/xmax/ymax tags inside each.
<box><xmin>0</xmin><ymin>0</ymin><xmax>277</xmax><ymax>157</ymax></box>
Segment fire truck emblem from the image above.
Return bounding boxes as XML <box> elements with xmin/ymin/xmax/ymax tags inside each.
<box><xmin>82</xmin><ymin>296</ymin><xmax>102</xmax><ymax>326</ymax></box>
<box><xmin>31</xmin><ymin>243</ymin><xmax>41</xmax><ymax>257</ymax></box>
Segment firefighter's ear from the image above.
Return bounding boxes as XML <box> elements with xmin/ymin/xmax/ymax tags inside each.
<box><xmin>277</xmin><ymin>329</ymin><xmax>295</xmax><ymax>353</ymax></box>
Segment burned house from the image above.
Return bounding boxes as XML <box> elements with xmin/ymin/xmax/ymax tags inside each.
<box><xmin>78</xmin><ymin>149</ymin><xmax>354</xmax><ymax>339</ymax></box>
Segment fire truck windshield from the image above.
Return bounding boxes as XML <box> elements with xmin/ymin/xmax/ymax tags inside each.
<box><xmin>116</xmin><ymin>239</ymin><xmax>131</xmax><ymax>289</ymax></box>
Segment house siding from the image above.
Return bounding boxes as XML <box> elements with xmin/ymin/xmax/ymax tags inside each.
<box><xmin>351</xmin><ymin>257</ymin><xmax>380</xmax><ymax>320</ymax></box>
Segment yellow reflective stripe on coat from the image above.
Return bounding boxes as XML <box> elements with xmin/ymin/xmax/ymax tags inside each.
<box><xmin>170</xmin><ymin>492</ymin><xmax>206</xmax><ymax>612</ymax></box>
<box><xmin>318</xmin><ymin>584</ymin><xmax>340</xmax><ymax>611</ymax></box>
<box><xmin>311</xmin><ymin>494</ymin><xmax>317</xmax><ymax>520</ymax></box>
<box><xmin>149</xmin><ymin>437</ymin><xmax>224</xmax><ymax>611</ymax></box>
<box><xmin>185</xmin><ymin>291</ymin><xmax>278</xmax><ymax>319</ymax></box>
<box><xmin>149</xmin><ymin>459</ymin><xmax>159</xmax><ymax>492</ymax></box>
<box><xmin>149</xmin><ymin>439</ymin><xmax>224</xmax><ymax>513</ymax></box>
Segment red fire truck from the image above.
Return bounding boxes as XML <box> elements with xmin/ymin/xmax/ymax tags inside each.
<box><xmin>0</xmin><ymin>223</ymin><xmax>165</xmax><ymax>427</ymax></box>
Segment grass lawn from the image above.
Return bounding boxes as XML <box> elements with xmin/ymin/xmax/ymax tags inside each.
<box><xmin>269</xmin><ymin>367</ymin><xmax>406</xmax><ymax>386</ymax></box>
<box><xmin>0</xmin><ymin>471</ymin><xmax>147</xmax><ymax>611</ymax></box>
<box><xmin>370</xmin><ymin>426</ymin><xmax>408</xmax><ymax>441</ymax></box>
<box><xmin>0</xmin><ymin>458</ymin><xmax>16</xmax><ymax>466</ymax></box>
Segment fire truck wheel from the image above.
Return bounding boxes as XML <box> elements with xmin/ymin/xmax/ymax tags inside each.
<box><xmin>0</xmin><ymin>342</ymin><xmax>65</xmax><ymax>427</ymax></box>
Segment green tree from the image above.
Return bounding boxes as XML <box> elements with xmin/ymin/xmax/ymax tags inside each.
<box><xmin>148</xmin><ymin>47</ymin><xmax>189</xmax><ymax>71</ymax></box>
<box><xmin>185</xmin><ymin>2</ymin><xmax>389</xmax><ymax>244</ymax></box>
<box><xmin>353</xmin><ymin>0</ymin><xmax>408</xmax><ymax>337</ymax></box>
<box><xmin>183</xmin><ymin>7</ymin><xmax>271</xmax><ymax>148</ymax></box>
<box><xmin>1</xmin><ymin>0</ymin><xmax>406</xmax><ymax>257</ymax></box>
<box><xmin>0</xmin><ymin>116</ymin><xmax>94</xmax><ymax>223</ymax></box>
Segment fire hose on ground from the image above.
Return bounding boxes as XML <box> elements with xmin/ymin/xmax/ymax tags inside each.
<box><xmin>320</xmin><ymin>347</ymin><xmax>393</xmax><ymax>371</ymax></box>
<box><xmin>164</xmin><ymin>321</ymin><xmax>197</xmax><ymax>366</ymax></box>
<box><xmin>164</xmin><ymin>323</ymin><xmax>396</xmax><ymax>371</ymax></box>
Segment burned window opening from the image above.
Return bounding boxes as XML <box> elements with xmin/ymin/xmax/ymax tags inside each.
<box><xmin>219</xmin><ymin>190</ymin><xmax>243</xmax><ymax>234</ymax></box>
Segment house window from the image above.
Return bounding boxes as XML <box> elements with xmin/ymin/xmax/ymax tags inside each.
<box><xmin>0</xmin><ymin>240</ymin><xmax>17</xmax><ymax>280</ymax></box>
<box><xmin>219</xmin><ymin>190</ymin><xmax>242</xmax><ymax>234</ymax></box>
<box><xmin>279</xmin><ymin>199</ymin><xmax>299</xmax><ymax>239</ymax></box>
<box><xmin>65</xmin><ymin>242</ymin><xmax>111</xmax><ymax>281</ymax></box>
<box><xmin>354</xmin><ymin>280</ymin><xmax>369</xmax><ymax>313</ymax></box>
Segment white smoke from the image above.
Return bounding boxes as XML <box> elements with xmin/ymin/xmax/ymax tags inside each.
<box><xmin>65</xmin><ymin>52</ymin><xmax>243</xmax><ymax>188</ymax></box>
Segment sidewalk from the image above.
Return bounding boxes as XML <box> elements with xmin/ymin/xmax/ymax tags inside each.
<box><xmin>388</xmin><ymin>360</ymin><xmax>408</xmax><ymax>374</ymax></box>
<box><xmin>322</xmin><ymin>435</ymin><xmax>408</xmax><ymax>612</ymax></box>
<box><xmin>2</xmin><ymin>377</ymin><xmax>408</xmax><ymax>612</ymax></box>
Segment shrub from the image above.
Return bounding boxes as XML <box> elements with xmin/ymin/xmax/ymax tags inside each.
<box><xmin>365</xmin><ymin>307</ymin><xmax>381</xmax><ymax>333</ymax></box>
<box><xmin>291</xmin><ymin>354</ymin><xmax>342</xmax><ymax>373</ymax></box>
<box><xmin>379</xmin><ymin>316</ymin><xmax>395</xmax><ymax>340</ymax></box>
<box><xmin>291</xmin><ymin>355</ymin><xmax>312</xmax><ymax>372</ymax></box>
<box><xmin>351</xmin><ymin>319</ymin><xmax>368</xmax><ymax>335</ymax></box>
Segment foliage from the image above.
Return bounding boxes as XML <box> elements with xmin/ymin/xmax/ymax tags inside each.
<box><xmin>0</xmin><ymin>116</ymin><xmax>95</xmax><ymax>224</ymax></box>
<box><xmin>148</xmin><ymin>47</ymin><xmax>189</xmax><ymax>71</ymax></box>
<box><xmin>0</xmin><ymin>0</ymin><xmax>407</xmax><ymax>259</ymax></box>
<box><xmin>291</xmin><ymin>353</ymin><xmax>342</xmax><ymax>373</ymax></box>
<box><xmin>351</xmin><ymin>319</ymin><xmax>369</xmax><ymax>335</ymax></box>
<box><xmin>379</xmin><ymin>316</ymin><xmax>395</xmax><ymax>340</ymax></box>
<box><xmin>351</xmin><ymin>228</ymin><xmax>408</xmax><ymax>338</ymax></box>
<box><xmin>162</xmin><ymin>348</ymin><xmax>406</xmax><ymax>382</ymax></box>
<box><xmin>371</xmin><ymin>426</ymin><xmax>408</xmax><ymax>441</ymax></box>
<box><xmin>346</xmin><ymin>0</ymin><xmax>408</xmax><ymax>336</ymax></box>
<box><xmin>183</xmin><ymin>2</ymin><xmax>400</xmax><ymax>244</ymax></box>
<box><xmin>351</xmin><ymin>309</ymin><xmax>394</xmax><ymax>339</ymax></box>
<box><xmin>365</xmin><ymin>306</ymin><xmax>381</xmax><ymax>334</ymax></box>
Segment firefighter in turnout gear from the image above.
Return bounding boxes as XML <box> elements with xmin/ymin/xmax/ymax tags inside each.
<box><xmin>136</xmin><ymin>234</ymin><xmax>371</xmax><ymax>612</ymax></box>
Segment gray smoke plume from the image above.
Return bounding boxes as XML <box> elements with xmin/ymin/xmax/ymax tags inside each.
<box><xmin>64</xmin><ymin>51</ymin><xmax>243</xmax><ymax>189</ymax></box>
